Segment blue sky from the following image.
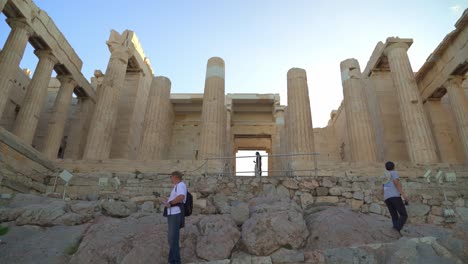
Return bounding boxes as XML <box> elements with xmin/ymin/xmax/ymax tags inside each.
<box><xmin>1</xmin><ymin>0</ymin><xmax>466</xmax><ymax>127</ymax></box>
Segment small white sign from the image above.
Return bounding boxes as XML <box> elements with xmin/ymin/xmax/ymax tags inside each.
<box><xmin>59</xmin><ymin>170</ymin><xmax>73</xmax><ymax>183</ymax></box>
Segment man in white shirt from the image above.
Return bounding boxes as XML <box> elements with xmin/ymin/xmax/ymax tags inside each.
<box><xmin>164</xmin><ymin>171</ymin><xmax>187</xmax><ymax>264</ymax></box>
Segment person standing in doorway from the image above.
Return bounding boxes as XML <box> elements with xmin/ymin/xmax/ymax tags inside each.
<box><xmin>164</xmin><ymin>171</ymin><xmax>187</xmax><ymax>264</ymax></box>
<box><xmin>253</xmin><ymin>152</ymin><xmax>262</xmax><ymax>176</ymax></box>
<box><xmin>382</xmin><ymin>161</ymin><xmax>409</xmax><ymax>235</ymax></box>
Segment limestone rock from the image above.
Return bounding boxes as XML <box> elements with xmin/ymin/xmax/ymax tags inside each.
<box><xmin>316</xmin><ymin>187</ymin><xmax>328</xmax><ymax>196</ymax></box>
<box><xmin>300</xmin><ymin>180</ymin><xmax>319</xmax><ymax>190</ymax></box>
<box><xmin>70</xmin><ymin>201</ymin><xmax>101</xmax><ymax>215</ymax></box>
<box><xmin>141</xmin><ymin>201</ymin><xmax>154</xmax><ymax>212</ymax></box>
<box><xmin>230</xmin><ymin>252</ymin><xmax>273</xmax><ymax>264</ymax></box>
<box><xmin>0</xmin><ymin>223</ymin><xmax>89</xmax><ymax>264</ymax></box>
<box><xmin>196</xmin><ymin>215</ymin><xmax>240</xmax><ymax>261</ymax></box>
<box><xmin>369</xmin><ymin>203</ymin><xmax>382</xmax><ymax>214</ymax></box>
<box><xmin>69</xmin><ymin>215</ymin><xmax>172</xmax><ymax>264</ymax></box>
<box><xmin>342</xmin><ymin>192</ymin><xmax>353</xmax><ymax>199</ymax></box>
<box><xmin>271</xmin><ymin>248</ymin><xmax>305</xmax><ymax>263</ymax></box>
<box><xmin>322</xmin><ymin>179</ymin><xmax>334</xmax><ymax>188</ymax></box>
<box><xmin>353</xmin><ymin>191</ymin><xmax>364</xmax><ymax>200</ymax></box>
<box><xmin>212</xmin><ymin>193</ymin><xmax>231</xmax><ymax>214</ymax></box>
<box><xmin>407</xmin><ymin>203</ymin><xmax>430</xmax><ymax>217</ymax></box>
<box><xmin>195</xmin><ymin>177</ymin><xmax>217</xmax><ymax>197</ymax></box>
<box><xmin>130</xmin><ymin>195</ymin><xmax>157</xmax><ymax>204</ymax></box>
<box><xmin>282</xmin><ymin>178</ymin><xmax>299</xmax><ymax>190</ymax></box>
<box><xmin>350</xmin><ymin>199</ymin><xmax>364</xmax><ymax>211</ymax></box>
<box><xmin>304</xmin><ymin>207</ymin><xmax>401</xmax><ymax>250</ymax></box>
<box><xmin>242</xmin><ymin>200</ymin><xmax>309</xmax><ymax>256</ymax></box>
<box><xmin>276</xmin><ymin>185</ymin><xmax>291</xmax><ymax>200</ymax></box>
<box><xmin>300</xmin><ymin>193</ymin><xmax>314</xmax><ymax>209</ymax></box>
<box><xmin>329</xmin><ymin>187</ymin><xmax>341</xmax><ymax>196</ymax></box>
<box><xmin>101</xmin><ymin>200</ymin><xmax>137</xmax><ymax>217</ymax></box>
<box><xmin>454</xmin><ymin>198</ymin><xmax>465</xmax><ymax>207</ymax></box>
<box><xmin>315</xmin><ymin>196</ymin><xmax>339</xmax><ymax>204</ymax></box>
<box><xmin>15</xmin><ymin>202</ymin><xmax>68</xmax><ymax>226</ymax></box>
<box><xmin>230</xmin><ymin>202</ymin><xmax>249</xmax><ymax>225</ymax></box>
<box><xmin>456</xmin><ymin>207</ymin><xmax>468</xmax><ymax>221</ymax></box>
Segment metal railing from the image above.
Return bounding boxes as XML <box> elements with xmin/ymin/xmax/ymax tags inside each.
<box><xmin>189</xmin><ymin>152</ymin><xmax>320</xmax><ymax>177</ymax></box>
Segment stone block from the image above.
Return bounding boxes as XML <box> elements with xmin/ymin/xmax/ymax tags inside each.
<box><xmin>350</xmin><ymin>199</ymin><xmax>364</xmax><ymax>211</ymax></box>
<box><xmin>369</xmin><ymin>203</ymin><xmax>382</xmax><ymax>214</ymax></box>
<box><xmin>353</xmin><ymin>192</ymin><xmax>364</xmax><ymax>200</ymax></box>
<box><xmin>454</xmin><ymin>198</ymin><xmax>465</xmax><ymax>207</ymax></box>
<box><xmin>430</xmin><ymin>206</ymin><xmax>444</xmax><ymax>216</ymax></box>
<box><xmin>282</xmin><ymin>178</ymin><xmax>299</xmax><ymax>190</ymax></box>
<box><xmin>329</xmin><ymin>187</ymin><xmax>341</xmax><ymax>196</ymax></box>
<box><xmin>316</xmin><ymin>187</ymin><xmax>329</xmax><ymax>196</ymax></box>
<box><xmin>271</xmin><ymin>248</ymin><xmax>305</xmax><ymax>263</ymax></box>
<box><xmin>300</xmin><ymin>193</ymin><xmax>314</xmax><ymax>209</ymax></box>
<box><xmin>300</xmin><ymin>180</ymin><xmax>319</xmax><ymax>189</ymax></box>
<box><xmin>456</xmin><ymin>207</ymin><xmax>468</xmax><ymax>221</ymax></box>
<box><xmin>316</xmin><ymin>196</ymin><xmax>339</xmax><ymax>204</ymax></box>
<box><xmin>407</xmin><ymin>203</ymin><xmax>430</xmax><ymax>217</ymax></box>
<box><xmin>322</xmin><ymin>179</ymin><xmax>334</xmax><ymax>188</ymax></box>
<box><xmin>342</xmin><ymin>192</ymin><xmax>353</xmax><ymax>199</ymax></box>
<box><xmin>427</xmin><ymin>215</ymin><xmax>445</xmax><ymax>225</ymax></box>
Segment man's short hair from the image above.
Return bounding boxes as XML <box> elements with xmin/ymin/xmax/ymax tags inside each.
<box><xmin>385</xmin><ymin>161</ymin><xmax>395</xmax><ymax>171</ymax></box>
<box><xmin>171</xmin><ymin>171</ymin><xmax>183</xmax><ymax>179</ymax></box>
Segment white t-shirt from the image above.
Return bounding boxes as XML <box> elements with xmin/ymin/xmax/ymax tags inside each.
<box><xmin>167</xmin><ymin>182</ymin><xmax>187</xmax><ymax>215</ymax></box>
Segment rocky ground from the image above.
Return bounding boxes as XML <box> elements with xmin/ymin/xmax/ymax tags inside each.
<box><xmin>0</xmin><ymin>193</ymin><xmax>467</xmax><ymax>264</ymax></box>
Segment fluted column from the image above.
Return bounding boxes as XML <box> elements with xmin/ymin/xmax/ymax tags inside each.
<box><xmin>0</xmin><ymin>18</ymin><xmax>33</xmax><ymax>119</ymax></box>
<box><xmin>63</xmin><ymin>97</ymin><xmax>94</xmax><ymax>159</ymax></box>
<box><xmin>83</xmin><ymin>46</ymin><xmax>130</xmax><ymax>160</ymax></box>
<box><xmin>446</xmin><ymin>76</ymin><xmax>468</xmax><ymax>163</ymax></box>
<box><xmin>287</xmin><ymin>68</ymin><xmax>315</xmax><ymax>161</ymax></box>
<box><xmin>41</xmin><ymin>75</ymin><xmax>76</xmax><ymax>159</ymax></box>
<box><xmin>199</xmin><ymin>57</ymin><xmax>226</xmax><ymax>160</ymax></box>
<box><xmin>139</xmin><ymin>76</ymin><xmax>172</xmax><ymax>160</ymax></box>
<box><xmin>340</xmin><ymin>59</ymin><xmax>377</xmax><ymax>162</ymax></box>
<box><xmin>384</xmin><ymin>42</ymin><xmax>438</xmax><ymax>163</ymax></box>
<box><xmin>13</xmin><ymin>50</ymin><xmax>58</xmax><ymax>145</ymax></box>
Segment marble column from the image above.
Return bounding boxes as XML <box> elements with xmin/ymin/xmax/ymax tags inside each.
<box><xmin>139</xmin><ymin>76</ymin><xmax>172</xmax><ymax>160</ymax></box>
<box><xmin>0</xmin><ymin>18</ymin><xmax>33</xmax><ymax>120</ymax></box>
<box><xmin>340</xmin><ymin>59</ymin><xmax>377</xmax><ymax>162</ymax></box>
<box><xmin>63</xmin><ymin>97</ymin><xmax>94</xmax><ymax>159</ymax></box>
<box><xmin>199</xmin><ymin>57</ymin><xmax>226</xmax><ymax>160</ymax></box>
<box><xmin>41</xmin><ymin>75</ymin><xmax>76</xmax><ymax>159</ymax></box>
<box><xmin>446</xmin><ymin>76</ymin><xmax>468</xmax><ymax>163</ymax></box>
<box><xmin>13</xmin><ymin>50</ymin><xmax>58</xmax><ymax>145</ymax></box>
<box><xmin>83</xmin><ymin>46</ymin><xmax>130</xmax><ymax>160</ymax></box>
<box><xmin>384</xmin><ymin>42</ymin><xmax>438</xmax><ymax>163</ymax></box>
<box><xmin>287</xmin><ymin>68</ymin><xmax>315</xmax><ymax>161</ymax></box>
<box><xmin>273</xmin><ymin>106</ymin><xmax>285</xmax><ymax>173</ymax></box>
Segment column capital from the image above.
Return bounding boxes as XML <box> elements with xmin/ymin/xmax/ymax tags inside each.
<box><xmin>6</xmin><ymin>18</ymin><xmax>34</xmax><ymax>35</ymax></box>
<box><xmin>109</xmin><ymin>45</ymin><xmax>131</xmax><ymax>62</ymax></box>
<box><xmin>34</xmin><ymin>49</ymin><xmax>59</xmax><ymax>64</ymax></box>
<box><xmin>383</xmin><ymin>42</ymin><xmax>410</xmax><ymax>56</ymax></box>
<box><xmin>57</xmin><ymin>74</ymin><xmax>77</xmax><ymax>87</ymax></box>
<box><xmin>287</xmin><ymin>68</ymin><xmax>307</xmax><ymax>79</ymax></box>
<box><xmin>206</xmin><ymin>57</ymin><xmax>225</xmax><ymax>80</ymax></box>
<box><xmin>340</xmin><ymin>58</ymin><xmax>362</xmax><ymax>82</ymax></box>
<box><xmin>446</xmin><ymin>75</ymin><xmax>466</xmax><ymax>86</ymax></box>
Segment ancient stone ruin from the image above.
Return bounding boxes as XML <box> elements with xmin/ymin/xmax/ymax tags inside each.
<box><xmin>0</xmin><ymin>0</ymin><xmax>468</xmax><ymax>263</ymax></box>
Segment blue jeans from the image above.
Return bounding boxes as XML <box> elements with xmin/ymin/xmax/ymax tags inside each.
<box><xmin>168</xmin><ymin>213</ymin><xmax>182</xmax><ymax>264</ymax></box>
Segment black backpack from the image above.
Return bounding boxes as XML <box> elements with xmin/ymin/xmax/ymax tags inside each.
<box><xmin>184</xmin><ymin>191</ymin><xmax>193</xmax><ymax>217</ymax></box>
<box><xmin>175</xmin><ymin>184</ymin><xmax>193</xmax><ymax>217</ymax></box>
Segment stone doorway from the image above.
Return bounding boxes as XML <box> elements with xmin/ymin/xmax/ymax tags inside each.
<box><xmin>234</xmin><ymin>134</ymin><xmax>272</xmax><ymax>176</ymax></box>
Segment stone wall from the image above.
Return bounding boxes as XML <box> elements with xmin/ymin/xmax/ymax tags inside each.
<box><xmin>49</xmin><ymin>163</ymin><xmax>468</xmax><ymax>225</ymax></box>
<box><xmin>0</xmin><ymin>127</ymin><xmax>55</xmax><ymax>195</ymax></box>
